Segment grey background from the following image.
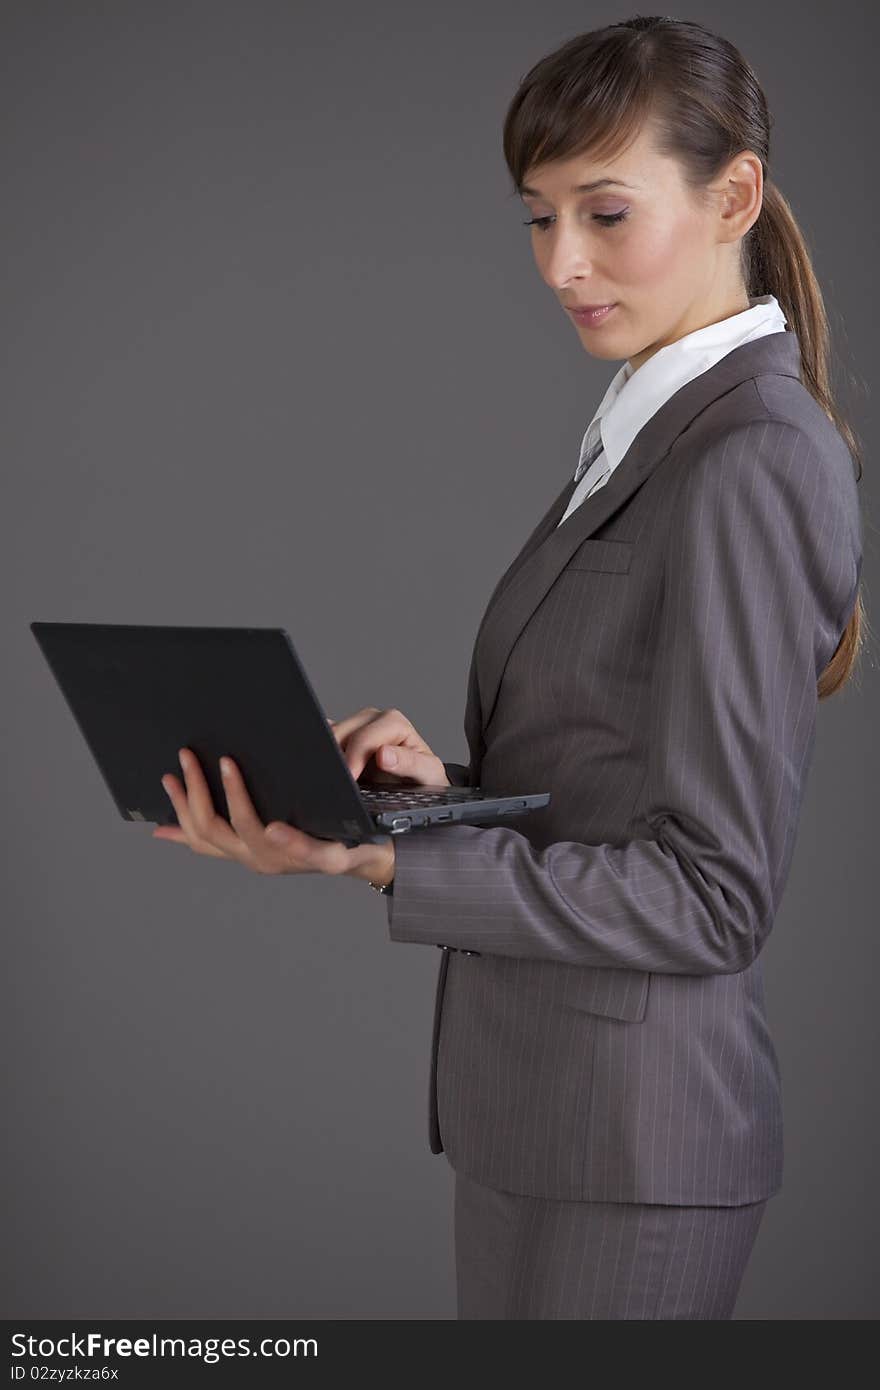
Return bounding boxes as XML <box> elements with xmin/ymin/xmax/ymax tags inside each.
<box><xmin>3</xmin><ymin>0</ymin><xmax>876</xmax><ymax>1319</ymax></box>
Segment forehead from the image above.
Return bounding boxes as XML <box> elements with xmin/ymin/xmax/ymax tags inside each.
<box><xmin>520</xmin><ymin>126</ymin><xmax>662</xmax><ymax>198</ymax></box>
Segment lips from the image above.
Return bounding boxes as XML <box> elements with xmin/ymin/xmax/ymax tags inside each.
<box><xmin>569</xmin><ymin>303</ymin><xmax>618</xmax><ymax>326</ymax></box>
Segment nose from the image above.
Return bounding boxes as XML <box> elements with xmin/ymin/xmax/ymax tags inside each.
<box><xmin>541</xmin><ymin>230</ymin><xmax>595</xmax><ymax>292</ymax></box>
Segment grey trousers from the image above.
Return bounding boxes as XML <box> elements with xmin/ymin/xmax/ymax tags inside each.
<box><xmin>454</xmin><ymin>1170</ymin><xmax>769</xmax><ymax>1319</ymax></box>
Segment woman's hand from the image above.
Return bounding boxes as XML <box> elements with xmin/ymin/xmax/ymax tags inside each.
<box><xmin>328</xmin><ymin>707</ymin><xmax>451</xmax><ymax>787</ymax></box>
<box><xmin>152</xmin><ymin>747</ymin><xmax>395</xmax><ymax>885</ymax></box>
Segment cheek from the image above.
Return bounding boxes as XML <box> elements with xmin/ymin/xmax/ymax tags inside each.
<box><xmin>618</xmin><ymin>217</ymin><xmax>700</xmax><ymax>288</ymax></box>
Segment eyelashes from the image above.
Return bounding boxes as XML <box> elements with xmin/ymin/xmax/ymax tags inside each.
<box><xmin>522</xmin><ymin>210</ymin><xmax>630</xmax><ymax>232</ymax></box>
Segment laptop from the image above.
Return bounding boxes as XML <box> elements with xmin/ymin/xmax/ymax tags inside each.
<box><xmin>30</xmin><ymin>622</ymin><xmax>551</xmax><ymax>847</ymax></box>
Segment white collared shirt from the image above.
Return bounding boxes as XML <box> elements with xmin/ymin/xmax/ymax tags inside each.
<box><xmin>556</xmin><ymin>293</ymin><xmax>789</xmax><ymax>527</ymax></box>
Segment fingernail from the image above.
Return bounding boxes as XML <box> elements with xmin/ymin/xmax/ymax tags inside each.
<box><xmin>265</xmin><ymin>825</ymin><xmax>287</xmax><ymax>842</ymax></box>
<box><xmin>382</xmin><ymin>748</ymin><xmax>397</xmax><ymax>767</ymax></box>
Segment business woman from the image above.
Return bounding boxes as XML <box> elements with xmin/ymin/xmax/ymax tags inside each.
<box><xmin>154</xmin><ymin>18</ymin><xmax>865</xmax><ymax>1318</ymax></box>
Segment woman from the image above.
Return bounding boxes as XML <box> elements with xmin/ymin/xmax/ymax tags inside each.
<box><xmin>154</xmin><ymin>18</ymin><xmax>865</xmax><ymax>1318</ymax></box>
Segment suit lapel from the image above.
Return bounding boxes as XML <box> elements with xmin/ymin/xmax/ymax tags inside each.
<box><xmin>474</xmin><ymin>329</ymin><xmax>803</xmax><ymax>737</ymax></box>
<box><xmin>460</xmin><ymin>473</ymin><xmax>577</xmax><ymax>773</ymax></box>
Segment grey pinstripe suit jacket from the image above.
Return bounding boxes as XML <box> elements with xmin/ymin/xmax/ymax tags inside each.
<box><xmin>386</xmin><ymin>328</ymin><xmax>862</xmax><ymax>1205</ymax></box>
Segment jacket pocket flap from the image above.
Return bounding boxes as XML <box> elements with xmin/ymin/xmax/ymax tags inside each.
<box><xmin>473</xmin><ymin>957</ymin><xmax>651</xmax><ymax>1023</ymax></box>
<box><xmin>561</xmin><ymin>964</ymin><xmax>651</xmax><ymax>1021</ymax></box>
<box><xmin>567</xmin><ymin>539</ymin><xmax>633</xmax><ymax>573</ymax></box>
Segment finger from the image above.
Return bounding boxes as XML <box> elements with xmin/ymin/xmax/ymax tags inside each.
<box><xmin>372</xmin><ymin>743</ymin><xmax>447</xmax><ymax>786</ymax></box>
<box><xmin>160</xmin><ymin>774</ymin><xmax>228</xmax><ymax>858</ymax></box>
<box><xmin>217</xmin><ymin>756</ymin><xmax>273</xmax><ymax>848</ymax></box>
<box><xmin>338</xmin><ymin>708</ymin><xmax>404</xmax><ymax>779</ymax></box>
<box><xmin>343</xmin><ymin>708</ymin><xmax>426</xmax><ymax>780</ymax></box>
<box><xmin>174</xmin><ymin>747</ymin><xmax>242</xmax><ymax>856</ymax></box>
<box><xmin>152</xmin><ymin>825</ymin><xmax>189</xmax><ymax>844</ymax></box>
<box><xmin>219</xmin><ymin>755</ymin><xmax>349</xmax><ymax>876</ymax></box>
<box><xmin>326</xmin><ymin>707</ymin><xmax>382</xmax><ymax>749</ymax></box>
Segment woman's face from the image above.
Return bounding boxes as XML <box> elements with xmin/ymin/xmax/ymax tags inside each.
<box><xmin>519</xmin><ymin>124</ymin><xmax>762</xmax><ymax>372</ymax></box>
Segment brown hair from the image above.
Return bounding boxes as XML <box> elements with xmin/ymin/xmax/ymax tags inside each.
<box><xmin>501</xmin><ymin>16</ymin><xmax>868</xmax><ymax>699</ymax></box>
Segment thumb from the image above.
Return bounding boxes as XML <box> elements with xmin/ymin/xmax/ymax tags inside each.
<box><xmin>376</xmin><ymin>743</ymin><xmax>442</xmax><ymax>786</ymax></box>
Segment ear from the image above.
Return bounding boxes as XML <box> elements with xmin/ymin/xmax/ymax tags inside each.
<box><xmin>718</xmin><ymin>149</ymin><xmax>763</xmax><ymax>240</ymax></box>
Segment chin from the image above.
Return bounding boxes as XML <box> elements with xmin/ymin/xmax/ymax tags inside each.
<box><xmin>581</xmin><ymin>341</ymin><xmax>625</xmax><ymax>361</ymax></box>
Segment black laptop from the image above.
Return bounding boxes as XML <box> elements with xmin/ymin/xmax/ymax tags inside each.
<box><xmin>30</xmin><ymin>623</ymin><xmax>550</xmax><ymax>847</ymax></box>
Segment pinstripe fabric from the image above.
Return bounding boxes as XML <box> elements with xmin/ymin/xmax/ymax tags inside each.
<box><xmin>454</xmin><ymin>1170</ymin><xmax>768</xmax><ymax>1319</ymax></box>
<box><xmin>386</xmin><ymin>329</ymin><xmax>863</xmax><ymax>1204</ymax></box>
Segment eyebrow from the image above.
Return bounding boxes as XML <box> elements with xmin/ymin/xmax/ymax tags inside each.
<box><xmin>519</xmin><ymin>178</ymin><xmax>638</xmax><ymax>197</ymax></box>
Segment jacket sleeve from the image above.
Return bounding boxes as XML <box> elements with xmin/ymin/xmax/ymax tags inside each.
<box><xmin>385</xmin><ymin>418</ymin><xmax>862</xmax><ymax>974</ymax></box>
<box><xmin>442</xmin><ymin>761</ymin><xmax>472</xmax><ymax>787</ymax></box>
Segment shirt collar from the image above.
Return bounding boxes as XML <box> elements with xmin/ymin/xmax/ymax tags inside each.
<box><xmin>576</xmin><ymin>293</ymin><xmax>789</xmax><ymax>479</ymax></box>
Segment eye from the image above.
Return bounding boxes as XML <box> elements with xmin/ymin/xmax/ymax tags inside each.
<box><xmin>522</xmin><ymin>210</ymin><xmax>629</xmax><ymax>232</ymax></box>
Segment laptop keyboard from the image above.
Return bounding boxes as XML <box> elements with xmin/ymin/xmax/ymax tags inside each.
<box><xmin>358</xmin><ymin>787</ymin><xmax>474</xmax><ymax>807</ymax></box>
